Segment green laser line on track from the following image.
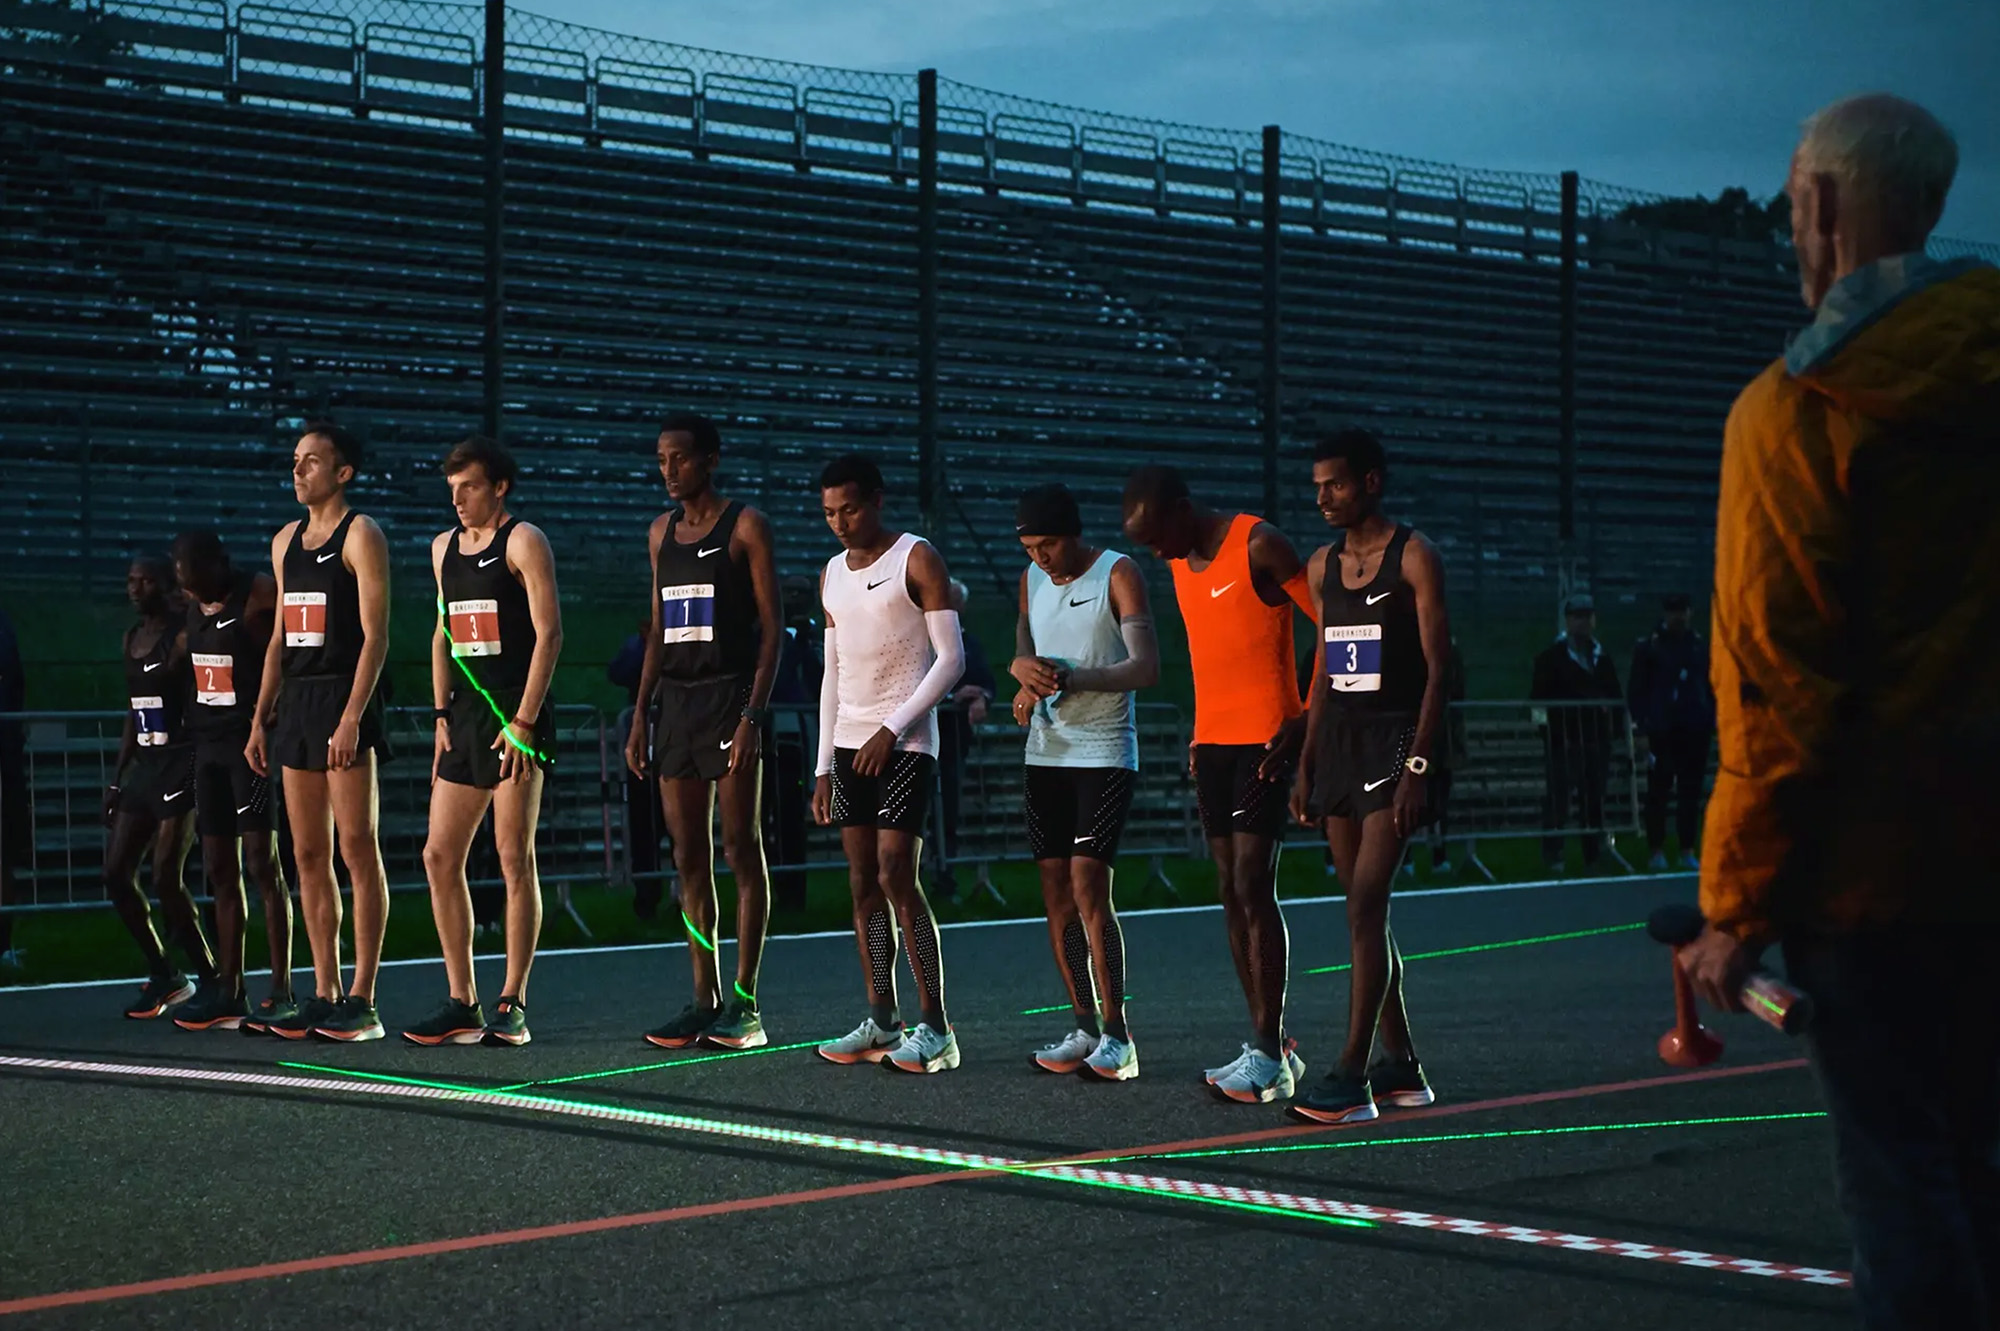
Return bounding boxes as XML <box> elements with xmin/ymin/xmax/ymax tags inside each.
<box><xmin>492</xmin><ymin>1040</ymin><xmax>825</xmax><ymax>1092</ymax></box>
<box><xmin>1304</xmin><ymin>921</ymin><xmax>1645</xmax><ymax>975</ymax></box>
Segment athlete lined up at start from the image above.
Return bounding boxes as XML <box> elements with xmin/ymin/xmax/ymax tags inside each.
<box><xmin>109</xmin><ymin>419</ymin><xmax>1449</xmax><ymax>1119</ymax></box>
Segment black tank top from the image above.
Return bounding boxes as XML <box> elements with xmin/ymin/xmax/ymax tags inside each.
<box><xmin>281</xmin><ymin>509</ymin><xmax>365</xmax><ymax>679</ymax></box>
<box><xmin>1320</xmin><ymin>524</ymin><xmax>1426</xmax><ymax>715</ymax></box>
<box><xmin>654</xmin><ymin>501</ymin><xmax>758</xmax><ymax>684</ymax></box>
<box><xmin>440</xmin><ymin>518</ymin><xmax>537</xmax><ymax>696</ymax></box>
<box><xmin>124</xmin><ymin>620</ymin><xmax>190</xmax><ymax>751</ymax></box>
<box><xmin>185</xmin><ymin>569</ymin><xmax>258</xmax><ymax>743</ymax></box>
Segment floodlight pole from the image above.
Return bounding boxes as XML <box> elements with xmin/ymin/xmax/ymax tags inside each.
<box><xmin>1557</xmin><ymin>168</ymin><xmax>1579</xmax><ymax>615</ymax></box>
<box><xmin>917</xmin><ymin>69</ymin><xmax>941</xmax><ymax>540</ymax></box>
<box><xmin>1261</xmin><ymin>124</ymin><xmax>1282</xmax><ymax>526</ymax></box>
<box><xmin>482</xmin><ymin>0</ymin><xmax>505</xmax><ymax>440</ymax></box>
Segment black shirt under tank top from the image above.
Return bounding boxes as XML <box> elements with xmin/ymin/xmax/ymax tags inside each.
<box><xmin>280</xmin><ymin>509</ymin><xmax>365</xmax><ymax>680</ymax></box>
<box><xmin>1320</xmin><ymin>524</ymin><xmax>1427</xmax><ymax>715</ymax></box>
<box><xmin>440</xmin><ymin>517</ymin><xmax>538</xmax><ymax>697</ymax></box>
<box><xmin>653</xmin><ymin>501</ymin><xmax>759</xmax><ymax>684</ymax></box>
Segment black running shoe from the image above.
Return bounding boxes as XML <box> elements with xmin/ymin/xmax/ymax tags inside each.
<box><xmin>124</xmin><ymin>972</ymin><xmax>195</xmax><ymax>1020</ymax></box>
<box><xmin>173</xmin><ymin>985</ymin><xmax>250</xmax><ymax>1031</ymax></box>
<box><xmin>267</xmin><ymin>995</ymin><xmax>337</xmax><ymax>1041</ymax></box>
<box><xmin>1368</xmin><ymin>1056</ymin><xmax>1436</xmax><ymax>1108</ymax></box>
<box><xmin>314</xmin><ymin>995</ymin><xmax>385</xmax><ymax>1042</ymax></box>
<box><xmin>1288</xmin><ymin>1070</ymin><xmax>1380</xmax><ymax>1125</ymax></box>
<box><xmin>402</xmin><ymin>996</ymin><xmax>486</xmax><ymax>1046</ymax></box>
<box><xmin>482</xmin><ymin>995</ymin><xmax>531</xmax><ymax>1047</ymax></box>
<box><xmin>242</xmin><ymin>995</ymin><xmax>298</xmax><ymax>1036</ymax></box>
<box><xmin>699</xmin><ymin>1000</ymin><xmax>767</xmax><ymax>1050</ymax></box>
<box><xmin>643</xmin><ymin>1003</ymin><xmax>719</xmax><ymax>1049</ymax></box>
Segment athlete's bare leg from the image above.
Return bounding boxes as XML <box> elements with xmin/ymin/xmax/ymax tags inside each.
<box><xmin>1038</xmin><ymin>858</ymin><xmax>1095</xmax><ymax>1022</ymax></box>
<box><xmin>876</xmin><ymin>828</ymin><xmax>947</xmax><ymax>1029</ymax></box>
<box><xmin>422</xmin><ymin>777</ymin><xmax>493</xmax><ymax>1004</ymax></box>
<box><xmin>281</xmin><ymin>767</ymin><xmax>345</xmax><ymax>1001</ymax></box>
<box><xmin>491</xmin><ymin>767</ymin><xmax>544</xmax><ymax>1003</ymax></box>
<box><xmin>714</xmin><ymin>761</ymin><xmax>769</xmax><ymax>998</ymax></box>
<box><xmin>842</xmin><ymin>825</ymin><xmax>898</xmax><ymax>1019</ymax></box>
<box><xmin>242</xmin><ymin>828</ymin><xmax>291</xmax><ymax>998</ymax></box>
<box><xmin>327</xmin><ymin>755</ymin><xmax>386</xmax><ymax>1002</ymax></box>
<box><xmin>660</xmin><ymin>777</ymin><xmax>721</xmax><ymax>1007</ymax></box>
<box><xmin>1069</xmin><ymin>856</ymin><xmax>1128</xmax><ymax>1038</ymax></box>
<box><xmin>1325</xmin><ymin>808</ymin><xmax>1415</xmax><ymax>1076</ymax></box>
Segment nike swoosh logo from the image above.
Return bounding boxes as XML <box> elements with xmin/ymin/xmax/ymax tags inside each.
<box><xmin>215</xmin><ymin>618</ymin><xmax>237</xmax><ymax>629</ymax></box>
<box><xmin>1334</xmin><ymin>679</ymin><xmax>1366</xmax><ymax>689</ymax></box>
<box><xmin>719</xmin><ymin>740</ymin><xmax>732</xmax><ymax>750</ymax></box>
<box><xmin>1365</xmin><ymin>591</ymin><xmax>1392</xmax><ymax>605</ymax></box>
<box><xmin>478</xmin><ymin>556</ymin><xmax>499</xmax><ymax>568</ymax></box>
<box><xmin>235</xmin><ymin>804</ymin><xmax>252</xmax><ymax>815</ymax></box>
<box><xmin>1209</xmin><ymin>582</ymin><xmax>1237</xmax><ymax>599</ymax></box>
<box><xmin>163</xmin><ymin>791</ymin><xmax>184</xmax><ymax>801</ymax></box>
<box><xmin>1231</xmin><ymin>808</ymin><xmax>1248</xmax><ymax>817</ymax></box>
<box><xmin>317</xmin><ymin>551</ymin><xmax>337</xmax><ymax>563</ymax></box>
<box><xmin>1363</xmin><ymin>777</ymin><xmax>1393</xmax><ymax>791</ymax></box>
<box><xmin>1068</xmin><ymin>597</ymin><xmax>1097</xmax><ymax>607</ymax></box>
<box><xmin>1073</xmin><ymin>835</ymin><xmax>1093</xmax><ymax>843</ymax></box>
<box><xmin>866</xmin><ymin>578</ymin><xmax>891</xmax><ymax>591</ymax></box>
<box><xmin>698</xmin><ymin>546</ymin><xmax>723</xmax><ymax>558</ymax></box>
<box><xmin>143</xmin><ymin>662</ymin><xmax>161</xmax><ymax>672</ymax></box>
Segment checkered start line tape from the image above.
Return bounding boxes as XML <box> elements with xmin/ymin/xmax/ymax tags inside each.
<box><xmin>0</xmin><ymin>1055</ymin><xmax>1850</xmax><ymax>1289</ymax></box>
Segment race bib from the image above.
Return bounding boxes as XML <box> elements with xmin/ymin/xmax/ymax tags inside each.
<box><xmin>130</xmin><ymin>695</ymin><xmax>169</xmax><ymax>746</ymax></box>
<box><xmin>192</xmin><ymin>653</ymin><xmax>236</xmax><ymax>706</ymax></box>
<box><xmin>283</xmin><ymin>591</ymin><xmax>327</xmax><ymax>647</ymax></box>
<box><xmin>1325</xmin><ymin>624</ymin><xmax>1383</xmax><ymax>693</ymax></box>
<box><xmin>661</xmin><ymin>582</ymin><xmax>716</xmax><ymax>644</ymax></box>
<box><xmin>448</xmin><ymin>598</ymin><xmax>502</xmax><ymax>658</ymax></box>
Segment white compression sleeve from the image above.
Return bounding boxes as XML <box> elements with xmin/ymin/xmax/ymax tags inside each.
<box><xmin>815</xmin><ymin>624</ymin><xmax>840</xmax><ymax>776</ymax></box>
<box><xmin>882</xmin><ymin>610</ymin><xmax>965</xmax><ymax>738</ymax></box>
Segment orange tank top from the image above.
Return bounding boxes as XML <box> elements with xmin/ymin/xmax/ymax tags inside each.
<box><xmin>1171</xmin><ymin>513</ymin><xmax>1302</xmax><ymax>745</ymax></box>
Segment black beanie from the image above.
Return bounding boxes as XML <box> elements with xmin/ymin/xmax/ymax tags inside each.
<box><xmin>1015</xmin><ymin>483</ymin><xmax>1081</xmax><ymax>537</ymax></box>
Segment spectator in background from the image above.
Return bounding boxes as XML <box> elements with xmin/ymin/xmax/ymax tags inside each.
<box><xmin>765</xmin><ymin>573</ymin><xmax>822</xmax><ymax>912</ymax></box>
<box><xmin>0</xmin><ymin>606</ymin><xmax>26</xmax><ymax>972</ymax></box>
<box><xmin>1530</xmin><ymin>593</ymin><xmax>1624</xmax><ymax>874</ymax></box>
<box><xmin>1627</xmin><ymin>592</ymin><xmax>1713</xmax><ymax>871</ymax></box>
<box><xmin>936</xmin><ymin>578</ymin><xmax>998</xmax><ymax>893</ymax></box>
<box><xmin>608</xmin><ymin>613</ymin><xmax>665</xmax><ymax>916</ymax></box>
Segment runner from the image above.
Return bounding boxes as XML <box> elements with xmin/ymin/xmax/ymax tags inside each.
<box><xmin>1122</xmin><ymin>464</ymin><xmax>1316</xmax><ymax>1102</ymax></box>
<box><xmin>811</xmin><ymin>455</ymin><xmax>966</xmax><ymax>1074</ymax></box>
<box><xmin>105</xmin><ymin>557</ymin><xmax>214</xmax><ymax>1019</ymax></box>
<box><xmin>167</xmin><ymin>532</ymin><xmax>291</xmax><ymax>1033</ymax></box>
<box><xmin>245</xmin><ymin>422</ymin><xmax>392</xmax><ymax>1043</ymax></box>
<box><xmin>403</xmin><ymin>437</ymin><xmax>562</xmax><ymax>1048</ymax></box>
<box><xmin>625</xmin><ymin>415</ymin><xmax>782</xmax><ymax>1052</ymax></box>
<box><xmin>1010</xmin><ymin>483</ymin><xmax>1157</xmax><ymax>1081</ymax></box>
<box><xmin>1288</xmin><ymin>429</ymin><xmax>1450</xmax><ymax>1123</ymax></box>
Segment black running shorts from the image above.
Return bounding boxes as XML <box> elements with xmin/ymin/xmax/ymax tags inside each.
<box><xmin>193</xmin><ymin>740</ymin><xmax>273</xmax><ymax>838</ymax></box>
<box><xmin>117</xmin><ymin>744</ymin><xmax>197</xmax><ymax>822</ymax></box>
<box><xmin>269</xmin><ymin>675</ymin><xmax>392</xmax><ymax>772</ymax></box>
<box><xmin>654</xmin><ymin>676</ymin><xmax>752</xmax><ymax>783</ymax></box>
<box><xmin>1024</xmin><ymin>765</ymin><xmax>1136</xmax><ymax>863</ymax></box>
<box><xmin>1306</xmin><ymin>711</ymin><xmax>1433</xmax><ymax>826</ymax></box>
<box><xmin>1193</xmin><ymin>742</ymin><xmax>1292</xmax><ymax>841</ymax></box>
<box><xmin>435</xmin><ymin>687</ymin><xmax>557</xmax><ymax>790</ymax></box>
<box><xmin>831</xmin><ymin>748</ymin><xmax>935</xmax><ymax>834</ymax></box>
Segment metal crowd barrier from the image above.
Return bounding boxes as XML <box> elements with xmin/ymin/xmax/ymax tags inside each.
<box><xmin>0</xmin><ymin>697</ymin><xmax>1662</xmax><ymax>915</ymax></box>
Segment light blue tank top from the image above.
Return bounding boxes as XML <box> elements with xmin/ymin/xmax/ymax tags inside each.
<box><xmin>1023</xmin><ymin>549</ymin><xmax>1138</xmax><ymax>770</ymax></box>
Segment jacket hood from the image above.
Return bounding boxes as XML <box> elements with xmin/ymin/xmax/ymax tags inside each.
<box><xmin>1789</xmin><ymin>258</ymin><xmax>2000</xmax><ymax>428</ymax></box>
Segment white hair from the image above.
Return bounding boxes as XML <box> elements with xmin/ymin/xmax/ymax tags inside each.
<box><xmin>1797</xmin><ymin>93</ymin><xmax>1959</xmax><ymax>241</ymax></box>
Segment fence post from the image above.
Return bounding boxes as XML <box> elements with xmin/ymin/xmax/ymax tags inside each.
<box><xmin>917</xmin><ymin>68</ymin><xmax>941</xmax><ymax>541</ymax></box>
<box><xmin>481</xmin><ymin>0</ymin><xmax>506</xmax><ymax>440</ymax></box>
<box><xmin>1557</xmin><ymin>169</ymin><xmax>1579</xmax><ymax>618</ymax></box>
<box><xmin>1261</xmin><ymin>124</ymin><xmax>1282</xmax><ymax>527</ymax></box>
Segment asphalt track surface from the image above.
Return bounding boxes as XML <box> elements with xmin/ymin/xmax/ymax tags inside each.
<box><xmin>0</xmin><ymin>874</ymin><xmax>1853</xmax><ymax>1329</ymax></box>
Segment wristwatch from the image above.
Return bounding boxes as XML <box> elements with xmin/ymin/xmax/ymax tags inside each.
<box><xmin>1404</xmin><ymin>755</ymin><xmax>1430</xmax><ymax>776</ymax></box>
<box><xmin>431</xmin><ymin>707</ymin><xmax>450</xmax><ymax>724</ymax></box>
<box><xmin>741</xmin><ymin>705</ymin><xmax>772</xmax><ymax>727</ymax></box>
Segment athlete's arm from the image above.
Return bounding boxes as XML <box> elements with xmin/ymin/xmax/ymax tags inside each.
<box><xmin>811</xmin><ymin>568</ymin><xmax>838</xmax><ymax>824</ymax></box>
<box><xmin>502</xmin><ymin>522</ymin><xmax>563</xmax><ymax>781</ymax></box>
<box><xmin>1246</xmin><ymin>520</ymin><xmax>1310</xmax><ymax>613</ymax></box>
<box><xmin>107</xmin><ymin>625</ymin><xmax>138</xmax><ymax>822</ymax></box>
<box><xmin>1395</xmin><ymin>532</ymin><xmax>1453</xmax><ymax>839</ymax></box>
<box><xmin>245</xmin><ymin>523</ymin><xmax>294</xmax><ymax>777</ymax></box>
<box><xmin>1064</xmin><ymin>556</ymin><xmax>1159</xmax><ymax>693</ymax></box>
<box><xmin>331</xmin><ymin>514</ymin><xmax>390</xmax><ymax>772</ymax></box>
<box><xmin>1009</xmin><ymin>567</ymin><xmax>1061</xmax><ymax>699</ymax></box>
<box><xmin>429</xmin><ymin>532</ymin><xmax>453</xmax><ymax>784</ymax></box>
<box><xmin>623</xmin><ymin>513</ymin><xmax>673</xmax><ymax>779</ymax></box>
<box><xmin>1291</xmin><ymin>545</ymin><xmax>1334</xmax><ymax>824</ymax></box>
<box><xmin>732</xmin><ymin>506</ymin><xmax>784</xmax><ymax>776</ymax></box>
<box><xmin>853</xmin><ymin>541</ymin><xmax>964</xmax><ymax>777</ymax></box>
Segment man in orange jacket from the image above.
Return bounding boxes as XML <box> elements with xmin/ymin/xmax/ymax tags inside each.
<box><xmin>1679</xmin><ymin>93</ymin><xmax>2000</xmax><ymax>1327</ymax></box>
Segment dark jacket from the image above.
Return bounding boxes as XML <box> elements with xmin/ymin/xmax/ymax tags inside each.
<box><xmin>1531</xmin><ymin>635</ymin><xmax>1623</xmax><ymax>753</ymax></box>
<box><xmin>1628</xmin><ymin>624</ymin><xmax>1713</xmax><ymax>736</ymax></box>
<box><xmin>606</xmin><ymin>633</ymin><xmax>647</xmax><ymax>707</ymax></box>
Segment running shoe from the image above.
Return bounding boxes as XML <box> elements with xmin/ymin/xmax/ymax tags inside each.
<box><xmin>402</xmin><ymin>997</ymin><xmax>487</xmax><ymax>1046</ymax></box>
<box><xmin>124</xmin><ymin>972</ymin><xmax>196</xmax><ymax>1020</ymax></box>
<box><xmin>313</xmin><ymin>994</ymin><xmax>384</xmax><ymax>1043</ymax></box>
<box><xmin>817</xmin><ymin>1016</ymin><xmax>903</xmax><ymax>1065</ymax></box>
<box><xmin>643</xmin><ymin>1003</ymin><xmax>719</xmax><ymax>1050</ymax></box>
<box><xmin>482</xmin><ymin>995</ymin><xmax>530</xmax><ymax>1047</ymax></box>
<box><xmin>1085</xmin><ymin>1032</ymin><xmax>1139</xmax><ymax>1081</ymax></box>
<box><xmin>884</xmin><ymin>1022</ymin><xmax>960</xmax><ymax>1074</ymax></box>
<box><xmin>1679</xmin><ymin>851</ymin><xmax>1700</xmax><ymax>871</ymax></box>
<box><xmin>1433</xmin><ymin>857</ymin><xmax>1454</xmax><ymax>875</ymax></box>
<box><xmin>1033</xmin><ymin>1028</ymin><xmax>1098</xmax><ymax>1074</ymax></box>
<box><xmin>1648</xmin><ymin>850</ymin><xmax>1669</xmax><ymax>872</ymax></box>
<box><xmin>243</xmin><ymin>995</ymin><xmax>298</xmax><ymax>1036</ymax></box>
<box><xmin>0</xmin><ymin>947</ymin><xmax>26</xmax><ymax>974</ymax></box>
<box><xmin>1367</xmin><ymin>1056</ymin><xmax>1435</xmax><ymax>1108</ymax></box>
<box><xmin>1212</xmin><ymin>1046</ymin><xmax>1294</xmax><ymax>1104</ymax></box>
<box><xmin>1289</xmin><ymin>1070</ymin><xmax>1380</xmax><ymax>1124</ymax></box>
<box><xmin>267</xmin><ymin>995</ymin><xmax>337</xmax><ymax>1041</ymax></box>
<box><xmin>172</xmin><ymin>985</ymin><xmax>249</xmax><ymax>1031</ymax></box>
<box><xmin>1205</xmin><ymin>1038</ymin><xmax>1304</xmax><ymax>1087</ymax></box>
<box><xmin>700</xmin><ymin>1001</ymin><xmax>767</xmax><ymax>1050</ymax></box>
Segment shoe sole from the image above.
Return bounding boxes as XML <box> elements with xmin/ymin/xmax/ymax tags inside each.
<box><xmin>268</xmin><ymin>1024</ymin><xmax>319</xmax><ymax>1041</ymax></box>
<box><xmin>173</xmin><ymin>1014</ymin><xmax>247</xmax><ymax>1031</ymax></box>
<box><xmin>885</xmin><ymin>1046</ymin><xmax>961</xmax><ymax>1074</ymax></box>
<box><xmin>1287</xmin><ymin>1100</ymin><xmax>1381</xmax><ymax>1124</ymax></box>
<box><xmin>700</xmin><ymin>1030</ymin><xmax>768</xmax><ymax>1050</ymax></box>
<box><xmin>403</xmin><ymin>1028</ymin><xmax>485</xmax><ymax>1046</ymax></box>
<box><xmin>126</xmin><ymin>981</ymin><xmax>199</xmax><ymax>1020</ymax></box>
<box><xmin>1214</xmin><ymin>1083</ymin><xmax>1292</xmax><ymax>1104</ymax></box>
<box><xmin>1205</xmin><ymin>1042</ymin><xmax>1302</xmax><ymax>1086</ymax></box>
<box><xmin>1084</xmin><ymin>1059</ymin><xmax>1139</xmax><ymax>1082</ymax></box>
<box><xmin>482</xmin><ymin>1028</ymin><xmax>532</xmax><ymax>1047</ymax></box>
<box><xmin>644</xmin><ymin>1032</ymin><xmax>706</xmax><ymax>1049</ymax></box>
<box><xmin>818</xmin><ymin>1044</ymin><xmax>897</xmax><ymax>1065</ymax></box>
<box><xmin>313</xmin><ymin>1024</ymin><xmax>385</xmax><ymax>1042</ymax></box>
<box><xmin>1377</xmin><ymin>1089</ymin><xmax>1435</xmax><ymax>1108</ymax></box>
<box><xmin>1035</xmin><ymin>1055</ymin><xmax>1089</xmax><ymax>1074</ymax></box>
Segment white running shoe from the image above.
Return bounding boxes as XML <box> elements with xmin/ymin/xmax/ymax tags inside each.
<box><xmin>1213</xmin><ymin>1047</ymin><xmax>1295</xmax><ymax>1104</ymax></box>
<box><xmin>885</xmin><ymin>1022</ymin><xmax>960</xmax><ymax>1074</ymax></box>
<box><xmin>1085</xmin><ymin>1032</ymin><xmax>1138</xmax><ymax>1081</ymax></box>
<box><xmin>1206</xmin><ymin>1039</ymin><xmax>1305</xmax><ymax>1086</ymax></box>
<box><xmin>1034</xmin><ymin>1028</ymin><xmax>1098</xmax><ymax>1074</ymax></box>
<box><xmin>818</xmin><ymin>1016</ymin><xmax>903</xmax><ymax>1065</ymax></box>
<box><xmin>1204</xmin><ymin>1042</ymin><xmax>1253</xmax><ymax>1085</ymax></box>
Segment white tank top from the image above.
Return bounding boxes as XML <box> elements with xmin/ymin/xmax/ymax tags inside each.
<box><xmin>1024</xmin><ymin>549</ymin><xmax>1138</xmax><ymax>770</ymax></box>
<box><xmin>821</xmin><ymin>532</ymin><xmax>939</xmax><ymax>757</ymax></box>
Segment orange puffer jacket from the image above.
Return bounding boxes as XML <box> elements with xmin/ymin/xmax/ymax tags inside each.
<box><xmin>1702</xmin><ymin>258</ymin><xmax>2000</xmax><ymax>941</ymax></box>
